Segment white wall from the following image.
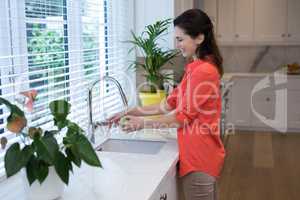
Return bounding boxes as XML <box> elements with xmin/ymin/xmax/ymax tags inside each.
<box><xmin>134</xmin><ymin>0</ymin><xmax>174</xmax><ymax>52</ymax></box>
<box><xmin>134</xmin><ymin>0</ymin><xmax>195</xmax><ymax>52</ymax></box>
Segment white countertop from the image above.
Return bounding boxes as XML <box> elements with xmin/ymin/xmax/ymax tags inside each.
<box><xmin>0</xmin><ymin>129</ymin><xmax>179</xmax><ymax>200</ymax></box>
<box><xmin>222</xmin><ymin>71</ymin><xmax>300</xmax><ymax>82</ymax></box>
<box><xmin>222</xmin><ymin>72</ymin><xmax>271</xmax><ymax>81</ymax></box>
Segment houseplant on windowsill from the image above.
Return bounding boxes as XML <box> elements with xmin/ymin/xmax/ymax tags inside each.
<box><xmin>0</xmin><ymin>93</ymin><xmax>101</xmax><ymax>200</ymax></box>
<box><xmin>127</xmin><ymin>18</ymin><xmax>179</xmax><ymax>106</ymax></box>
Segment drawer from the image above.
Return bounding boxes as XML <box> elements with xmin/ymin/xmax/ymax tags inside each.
<box><xmin>251</xmin><ymin>89</ymin><xmax>275</xmax><ymax>102</ymax></box>
<box><xmin>287</xmin><ymin>77</ymin><xmax>300</xmax><ymax>90</ymax></box>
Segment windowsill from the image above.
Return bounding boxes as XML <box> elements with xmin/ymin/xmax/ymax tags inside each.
<box><xmin>0</xmin><ymin>172</ymin><xmax>6</xmax><ymax>182</ymax></box>
<box><xmin>0</xmin><ymin>170</ymin><xmax>25</xmax><ymax>199</ymax></box>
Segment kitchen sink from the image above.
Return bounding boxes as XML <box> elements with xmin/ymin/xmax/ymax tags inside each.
<box><xmin>96</xmin><ymin>138</ymin><xmax>166</xmax><ymax>155</ymax></box>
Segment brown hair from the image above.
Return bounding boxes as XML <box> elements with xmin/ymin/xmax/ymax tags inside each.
<box><xmin>174</xmin><ymin>9</ymin><xmax>223</xmax><ymax>76</ymax></box>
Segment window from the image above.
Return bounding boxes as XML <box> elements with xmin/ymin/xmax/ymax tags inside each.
<box><xmin>25</xmin><ymin>0</ymin><xmax>70</xmax><ymax>126</ymax></box>
<box><xmin>0</xmin><ymin>0</ymin><xmax>134</xmax><ymax>178</ymax></box>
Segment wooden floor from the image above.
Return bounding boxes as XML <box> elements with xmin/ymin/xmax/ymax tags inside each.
<box><xmin>218</xmin><ymin>131</ymin><xmax>300</xmax><ymax>200</ymax></box>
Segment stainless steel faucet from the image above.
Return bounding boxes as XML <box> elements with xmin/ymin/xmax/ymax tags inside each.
<box><xmin>87</xmin><ymin>75</ymin><xmax>128</xmax><ymax>143</ymax></box>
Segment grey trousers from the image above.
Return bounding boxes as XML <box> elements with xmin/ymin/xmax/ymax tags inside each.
<box><xmin>180</xmin><ymin>172</ymin><xmax>217</xmax><ymax>200</ymax></box>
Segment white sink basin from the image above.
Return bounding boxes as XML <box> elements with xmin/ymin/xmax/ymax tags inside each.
<box><xmin>96</xmin><ymin>139</ymin><xmax>166</xmax><ymax>155</ymax></box>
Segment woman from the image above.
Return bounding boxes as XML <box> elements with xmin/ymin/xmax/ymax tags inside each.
<box><xmin>108</xmin><ymin>9</ymin><xmax>225</xmax><ymax>200</ymax></box>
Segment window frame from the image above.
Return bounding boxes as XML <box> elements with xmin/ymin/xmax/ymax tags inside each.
<box><xmin>0</xmin><ymin>0</ymin><xmax>135</xmax><ymax>182</ymax></box>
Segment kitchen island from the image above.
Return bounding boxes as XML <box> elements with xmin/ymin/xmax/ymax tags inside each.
<box><xmin>222</xmin><ymin>72</ymin><xmax>300</xmax><ymax>132</ymax></box>
<box><xmin>0</xmin><ymin>129</ymin><xmax>179</xmax><ymax>200</ymax></box>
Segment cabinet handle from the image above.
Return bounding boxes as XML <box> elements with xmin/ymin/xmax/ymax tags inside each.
<box><xmin>160</xmin><ymin>193</ymin><xmax>167</xmax><ymax>200</ymax></box>
<box><xmin>287</xmin><ymin>33</ymin><xmax>291</xmax><ymax>38</ymax></box>
<box><xmin>282</xmin><ymin>34</ymin><xmax>286</xmax><ymax>37</ymax></box>
<box><xmin>235</xmin><ymin>34</ymin><xmax>239</xmax><ymax>38</ymax></box>
<box><xmin>266</xmin><ymin>97</ymin><xmax>270</xmax><ymax>102</ymax></box>
<box><xmin>217</xmin><ymin>34</ymin><xmax>222</xmax><ymax>38</ymax></box>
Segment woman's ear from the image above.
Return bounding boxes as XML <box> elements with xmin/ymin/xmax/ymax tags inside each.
<box><xmin>196</xmin><ymin>34</ymin><xmax>205</xmax><ymax>45</ymax></box>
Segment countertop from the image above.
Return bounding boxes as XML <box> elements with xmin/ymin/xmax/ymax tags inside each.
<box><xmin>0</xmin><ymin>129</ymin><xmax>179</xmax><ymax>200</ymax></box>
<box><xmin>222</xmin><ymin>72</ymin><xmax>271</xmax><ymax>81</ymax></box>
<box><xmin>222</xmin><ymin>71</ymin><xmax>300</xmax><ymax>82</ymax></box>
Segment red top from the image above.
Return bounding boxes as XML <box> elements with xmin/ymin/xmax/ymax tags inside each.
<box><xmin>167</xmin><ymin>59</ymin><xmax>225</xmax><ymax>178</ymax></box>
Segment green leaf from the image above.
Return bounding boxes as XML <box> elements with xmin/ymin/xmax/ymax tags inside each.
<box><xmin>65</xmin><ymin>147</ymin><xmax>81</xmax><ymax>167</ymax></box>
<box><xmin>4</xmin><ymin>143</ymin><xmax>23</xmax><ymax>177</ymax></box>
<box><xmin>0</xmin><ymin>98</ymin><xmax>24</xmax><ymax>117</ymax></box>
<box><xmin>54</xmin><ymin>118</ymin><xmax>68</xmax><ymax>130</ymax></box>
<box><xmin>34</xmin><ymin>135</ymin><xmax>59</xmax><ymax>164</ymax></box>
<box><xmin>67</xmin><ymin>121</ymin><xmax>84</xmax><ymax>136</ymax></box>
<box><xmin>26</xmin><ymin>156</ymin><xmax>38</xmax><ymax>185</ymax></box>
<box><xmin>124</xmin><ymin>19</ymin><xmax>178</xmax><ymax>92</ymax></box>
<box><xmin>36</xmin><ymin>161</ymin><xmax>49</xmax><ymax>184</ymax></box>
<box><xmin>9</xmin><ymin>104</ymin><xmax>25</xmax><ymax>117</ymax></box>
<box><xmin>54</xmin><ymin>151</ymin><xmax>69</xmax><ymax>184</ymax></box>
<box><xmin>0</xmin><ymin>97</ymin><xmax>13</xmax><ymax>108</ymax></box>
<box><xmin>49</xmin><ymin>100</ymin><xmax>70</xmax><ymax>121</ymax></box>
<box><xmin>1</xmin><ymin>97</ymin><xmax>27</xmax><ymax>133</ymax></box>
<box><xmin>49</xmin><ymin>100</ymin><xmax>70</xmax><ymax>118</ymax></box>
<box><xmin>44</xmin><ymin>130</ymin><xmax>59</xmax><ymax>137</ymax></box>
<box><xmin>76</xmin><ymin>135</ymin><xmax>102</xmax><ymax>167</ymax></box>
<box><xmin>21</xmin><ymin>145</ymin><xmax>33</xmax><ymax>166</ymax></box>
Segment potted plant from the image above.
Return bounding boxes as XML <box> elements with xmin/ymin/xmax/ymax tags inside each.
<box><xmin>127</xmin><ymin>18</ymin><xmax>179</xmax><ymax>106</ymax></box>
<box><xmin>0</xmin><ymin>93</ymin><xmax>101</xmax><ymax>200</ymax></box>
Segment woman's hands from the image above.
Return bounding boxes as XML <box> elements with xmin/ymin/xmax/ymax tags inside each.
<box><xmin>119</xmin><ymin>115</ymin><xmax>144</xmax><ymax>132</ymax></box>
<box><xmin>107</xmin><ymin>111</ymin><xmax>145</xmax><ymax>132</ymax></box>
<box><xmin>106</xmin><ymin>111</ymin><xmax>126</xmax><ymax>128</ymax></box>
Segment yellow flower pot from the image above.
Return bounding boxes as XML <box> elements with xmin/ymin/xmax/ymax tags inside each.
<box><xmin>139</xmin><ymin>90</ymin><xmax>166</xmax><ymax>106</ymax></box>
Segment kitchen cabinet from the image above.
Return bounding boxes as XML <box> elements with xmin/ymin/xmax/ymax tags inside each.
<box><xmin>216</xmin><ymin>0</ymin><xmax>235</xmax><ymax>42</ymax></box>
<box><xmin>175</xmin><ymin>0</ymin><xmax>194</xmax><ymax>17</ymax></box>
<box><xmin>203</xmin><ymin>0</ymin><xmax>217</xmax><ymax>29</ymax></box>
<box><xmin>234</xmin><ymin>0</ymin><xmax>254</xmax><ymax>42</ymax></box>
<box><xmin>251</xmin><ymin>89</ymin><xmax>276</xmax><ymax>128</ymax></box>
<box><xmin>287</xmin><ymin>91</ymin><xmax>300</xmax><ymax>129</ymax></box>
<box><xmin>228</xmin><ymin>77</ymin><xmax>253</xmax><ymax>127</ymax></box>
<box><xmin>215</xmin><ymin>0</ymin><xmax>254</xmax><ymax>43</ymax></box>
<box><xmin>202</xmin><ymin>0</ymin><xmax>300</xmax><ymax>45</ymax></box>
<box><xmin>149</xmin><ymin>167</ymin><xmax>178</xmax><ymax>200</ymax></box>
<box><xmin>254</xmin><ymin>0</ymin><xmax>287</xmax><ymax>42</ymax></box>
<box><xmin>287</xmin><ymin>0</ymin><xmax>300</xmax><ymax>42</ymax></box>
<box><xmin>249</xmin><ymin>76</ymin><xmax>300</xmax><ymax>131</ymax></box>
<box><xmin>227</xmin><ymin>75</ymin><xmax>300</xmax><ymax>132</ymax></box>
<box><xmin>287</xmin><ymin>77</ymin><xmax>300</xmax><ymax>130</ymax></box>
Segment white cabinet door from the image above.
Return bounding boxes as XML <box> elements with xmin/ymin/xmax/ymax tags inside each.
<box><xmin>287</xmin><ymin>0</ymin><xmax>300</xmax><ymax>42</ymax></box>
<box><xmin>234</xmin><ymin>0</ymin><xmax>254</xmax><ymax>42</ymax></box>
<box><xmin>175</xmin><ymin>0</ymin><xmax>194</xmax><ymax>16</ymax></box>
<box><xmin>203</xmin><ymin>0</ymin><xmax>217</xmax><ymax>29</ymax></box>
<box><xmin>250</xmin><ymin>89</ymin><xmax>276</xmax><ymax>128</ymax></box>
<box><xmin>216</xmin><ymin>0</ymin><xmax>254</xmax><ymax>43</ymax></box>
<box><xmin>287</xmin><ymin>91</ymin><xmax>300</xmax><ymax>129</ymax></box>
<box><xmin>217</xmin><ymin>0</ymin><xmax>235</xmax><ymax>42</ymax></box>
<box><xmin>229</xmin><ymin>77</ymin><xmax>252</xmax><ymax>127</ymax></box>
<box><xmin>254</xmin><ymin>0</ymin><xmax>287</xmax><ymax>42</ymax></box>
<box><xmin>149</xmin><ymin>168</ymin><xmax>178</xmax><ymax>200</ymax></box>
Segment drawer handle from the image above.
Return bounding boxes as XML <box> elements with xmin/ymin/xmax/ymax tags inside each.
<box><xmin>160</xmin><ymin>193</ymin><xmax>167</xmax><ymax>200</ymax></box>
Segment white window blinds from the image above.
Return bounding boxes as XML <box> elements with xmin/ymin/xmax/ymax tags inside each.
<box><xmin>0</xmin><ymin>0</ymin><xmax>134</xmax><ymax>179</ymax></box>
